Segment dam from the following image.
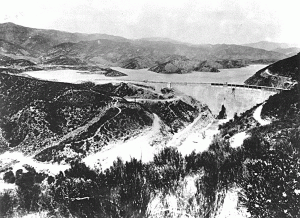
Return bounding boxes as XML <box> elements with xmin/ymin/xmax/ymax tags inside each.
<box><xmin>21</xmin><ymin>68</ymin><xmax>282</xmax><ymax>119</ymax></box>
<box><xmin>172</xmin><ymin>83</ymin><xmax>279</xmax><ymax>118</ymax></box>
<box><xmin>137</xmin><ymin>81</ymin><xmax>281</xmax><ymax>118</ymax></box>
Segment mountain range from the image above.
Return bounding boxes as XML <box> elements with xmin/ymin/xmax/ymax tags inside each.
<box><xmin>244</xmin><ymin>41</ymin><xmax>300</xmax><ymax>57</ymax></box>
<box><xmin>0</xmin><ymin>22</ymin><xmax>299</xmax><ymax>218</ymax></box>
<box><xmin>0</xmin><ymin>49</ymin><xmax>299</xmax><ymax>218</ymax></box>
<box><xmin>0</xmin><ymin>22</ymin><xmax>296</xmax><ymax>73</ymax></box>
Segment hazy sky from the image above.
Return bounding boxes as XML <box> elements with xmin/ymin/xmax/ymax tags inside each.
<box><xmin>1</xmin><ymin>0</ymin><xmax>299</xmax><ymax>46</ymax></box>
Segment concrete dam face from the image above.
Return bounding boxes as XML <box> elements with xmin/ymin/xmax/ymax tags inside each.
<box><xmin>172</xmin><ymin>84</ymin><xmax>277</xmax><ymax>118</ymax></box>
<box><xmin>142</xmin><ymin>81</ymin><xmax>277</xmax><ymax>118</ymax></box>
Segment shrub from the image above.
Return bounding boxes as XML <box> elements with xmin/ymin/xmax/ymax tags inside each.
<box><xmin>148</xmin><ymin>147</ymin><xmax>185</xmax><ymax>191</ymax></box>
<box><xmin>0</xmin><ymin>191</ymin><xmax>16</xmax><ymax>217</ymax></box>
<box><xmin>241</xmin><ymin>139</ymin><xmax>300</xmax><ymax>217</ymax></box>
<box><xmin>3</xmin><ymin>171</ymin><xmax>15</xmax><ymax>183</ymax></box>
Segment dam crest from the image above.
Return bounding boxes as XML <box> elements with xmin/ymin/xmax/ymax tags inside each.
<box><xmin>136</xmin><ymin>81</ymin><xmax>283</xmax><ymax>118</ymax></box>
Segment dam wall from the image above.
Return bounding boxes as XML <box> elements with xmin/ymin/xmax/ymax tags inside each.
<box><xmin>172</xmin><ymin>84</ymin><xmax>277</xmax><ymax>118</ymax></box>
<box><xmin>134</xmin><ymin>81</ymin><xmax>278</xmax><ymax>118</ymax></box>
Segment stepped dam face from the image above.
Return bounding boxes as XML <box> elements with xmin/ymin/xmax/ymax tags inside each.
<box><xmin>146</xmin><ymin>82</ymin><xmax>278</xmax><ymax>118</ymax></box>
<box><xmin>173</xmin><ymin>84</ymin><xmax>277</xmax><ymax>118</ymax></box>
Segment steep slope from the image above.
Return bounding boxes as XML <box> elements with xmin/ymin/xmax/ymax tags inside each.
<box><xmin>1</xmin><ymin>83</ymin><xmax>297</xmax><ymax>218</ymax></box>
<box><xmin>0</xmin><ymin>54</ymin><xmax>36</xmax><ymax>67</ymax></box>
<box><xmin>0</xmin><ymin>39</ymin><xmax>35</xmax><ymax>57</ymax></box>
<box><xmin>0</xmin><ymin>73</ymin><xmax>210</xmax><ymax>163</ymax></box>
<box><xmin>245</xmin><ymin>53</ymin><xmax>300</xmax><ymax>88</ymax></box>
<box><xmin>1</xmin><ymin>65</ymin><xmax>298</xmax><ymax>218</ymax></box>
<box><xmin>215</xmin><ymin>83</ymin><xmax>300</xmax><ymax>218</ymax></box>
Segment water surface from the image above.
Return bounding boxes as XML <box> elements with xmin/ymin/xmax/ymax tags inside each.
<box><xmin>23</xmin><ymin>65</ymin><xmax>267</xmax><ymax>85</ymax></box>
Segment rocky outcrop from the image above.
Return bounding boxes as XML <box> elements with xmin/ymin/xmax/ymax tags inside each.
<box><xmin>216</xmin><ymin>104</ymin><xmax>227</xmax><ymax>119</ymax></box>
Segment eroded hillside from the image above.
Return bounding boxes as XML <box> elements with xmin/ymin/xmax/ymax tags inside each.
<box><xmin>1</xmin><ymin>81</ymin><xmax>298</xmax><ymax>218</ymax></box>
<box><xmin>0</xmin><ymin>73</ymin><xmax>212</xmax><ymax>164</ymax></box>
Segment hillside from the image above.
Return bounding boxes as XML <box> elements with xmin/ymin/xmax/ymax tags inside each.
<box><xmin>0</xmin><ymin>54</ymin><xmax>36</xmax><ymax>67</ymax></box>
<box><xmin>272</xmin><ymin>47</ymin><xmax>300</xmax><ymax>57</ymax></box>
<box><xmin>0</xmin><ymin>23</ymin><xmax>287</xmax><ymax>72</ymax></box>
<box><xmin>245</xmin><ymin>53</ymin><xmax>300</xmax><ymax>88</ymax></box>
<box><xmin>44</xmin><ymin>39</ymin><xmax>286</xmax><ymax>69</ymax></box>
<box><xmin>0</xmin><ymin>73</ymin><xmax>210</xmax><ymax>160</ymax></box>
<box><xmin>243</xmin><ymin>41</ymin><xmax>292</xmax><ymax>51</ymax></box>
<box><xmin>1</xmin><ymin>77</ymin><xmax>298</xmax><ymax>218</ymax></box>
<box><xmin>0</xmin><ymin>22</ymin><xmax>299</xmax><ymax>218</ymax></box>
<box><xmin>0</xmin><ymin>22</ymin><xmax>128</xmax><ymax>55</ymax></box>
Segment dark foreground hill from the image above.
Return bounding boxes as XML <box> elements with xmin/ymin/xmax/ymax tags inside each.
<box><xmin>245</xmin><ymin>53</ymin><xmax>300</xmax><ymax>88</ymax></box>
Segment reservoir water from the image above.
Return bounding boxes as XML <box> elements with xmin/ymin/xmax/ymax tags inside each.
<box><xmin>22</xmin><ymin>64</ymin><xmax>267</xmax><ymax>85</ymax></box>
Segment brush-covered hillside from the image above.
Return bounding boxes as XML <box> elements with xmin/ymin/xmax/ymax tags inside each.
<box><xmin>0</xmin><ymin>22</ymin><xmax>288</xmax><ymax>73</ymax></box>
<box><xmin>245</xmin><ymin>53</ymin><xmax>300</xmax><ymax>88</ymax></box>
<box><xmin>0</xmin><ymin>59</ymin><xmax>299</xmax><ymax>218</ymax></box>
<box><xmin>0</xmin><ymin>73</ymin><xmax>210</xmax><ymax>162</ymax></box>
<box><xmin>1</xmin><ymin>77</ymin><xmax>298</xmax><ymax>218</ymax></box>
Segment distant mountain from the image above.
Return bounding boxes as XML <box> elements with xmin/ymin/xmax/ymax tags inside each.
<box><xmin>245</xmin><ymin>53</ymin><xmax>300</xmax><ymax>88</ymax></box>
<box><xmin>0</xmin><ymin>22</ymin><xmax>288</xmax><ymax>72</ymax></box>
<box><xmin>138</xmin><ymin>37</ymin><xmax>184</xmax><ymax>44</ymax></box>
<box><xmin>243</xmin><ymin>41</ymin><xmax>294</xmax><ymax>51</ymax></box>
<box><xmin>0</xmin><ymin>22</ymin><xmax>129</xmax><ymax>56</ymax></box>
<box><xmin>244</xmin><ymin>41</ymin><xmax>300</xmax><ymax>57</ymax></box>
<box><xmin>271</xmin><ymin>47</ymin><xmax>300</xmax><ymax>57</ymax></box>
<box><xmin>44</xmin><ymin>39</ymin><xmax>286</xmax><ymax>69</ymax></box>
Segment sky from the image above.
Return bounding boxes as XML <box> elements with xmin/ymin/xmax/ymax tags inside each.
<box><xmin>1</xmin><ymin>0</ymin><xmax>299</xmax><ymax>46</ymax></box>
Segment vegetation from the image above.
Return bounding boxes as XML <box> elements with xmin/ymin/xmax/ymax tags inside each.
<box><xmin>1</xmin><ymin>123</ymin><xmax>299</xmax><ymax>217</ymax></box>
<box><xmin>143</xmin><ymin>100</ymin><xmax>200</xmax><ymax>133</ymax></box>
<box><xmin>0</xmin><ymin>22</ymin><xmax>287</xmax><ymax>72</ymax></box>
<box><xmin>218</xmin><ymin>104</ymin><xmax>259</xmax><ymax>137</ymax></box>
<box><xmin>245</xmin><ymin>53</ymin><xmax>299</xmax><ymax>88</ymax></box>
<box><xmin>1</xmin><ymin>85</ymin><xmax>299</xmax><ymax>218</ymax></box>
<box><xmin>0</xmin><ymin>42</ymin><xmax>299</xmax><ymax>217</ymax></box>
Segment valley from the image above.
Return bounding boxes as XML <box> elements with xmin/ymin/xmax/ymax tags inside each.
<box><xmin>0</xmin><ymin>22</ymin><xmax>299</xmax><ymax>218</ymax></box>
